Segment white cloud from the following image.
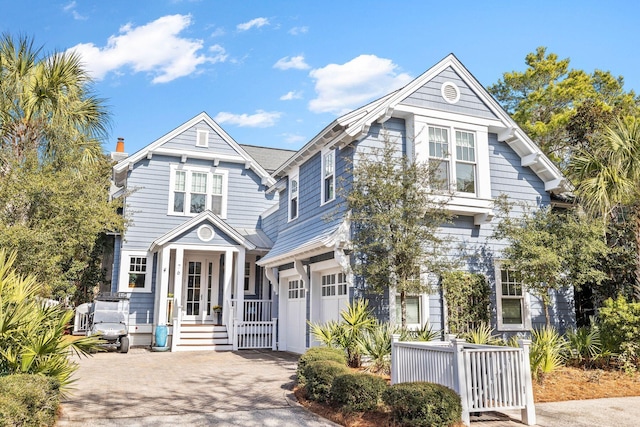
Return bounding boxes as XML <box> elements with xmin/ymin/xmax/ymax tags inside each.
<box><xmin>273</xmin><ymin>55</ymin><xmax>310</xmax><ymax>70</ymax></box>
<box><xmin>281</xmin><ymin>133</ymin><xmax>306</xmax><ymax>144</ymax></box>
<box><xmin>214</xmin><ymin>110</ymin><xmax>281</xmax><ymax>128</ymax></box>
<box><xmin>237</xmin><ymin>17</ymin><xmax>269</xmax><ymax>31</ymax></box>
<box><xmin>63</xmin><ymin>1</ymin><xmax>87</xmax><ymax>20</ymax></box>
<box><xmin>210</xmin><ymin>27</ymin><xmax>225</xmax><ymax>37</ymax></box>
<box><xmin>280</xmin><ymin>91</ymin><xmax>303</xmax><ymax>101</ymax></box>
<box><xmin>289</xmin><ymin>26</ymin><xmax>308</xmax><ymax>35</ymax></box>
<box><xmin>67</xmin><ymin>14</ymin><xmax>226</xmax><ymax>84</ymax></box>
<box><xmin>308</xmin><ymin>55</ymin><xmax>412</xmax><ymax>115</ymax></box>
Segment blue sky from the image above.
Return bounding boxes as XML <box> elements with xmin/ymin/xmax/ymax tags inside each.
<box><xmin>1</xmin><ymin>0</ymin><xmax>639</xmax><ymax>154</ymax></box>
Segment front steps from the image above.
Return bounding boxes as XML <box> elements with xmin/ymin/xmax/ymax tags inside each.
<box><xmin>175</xmin><ymin>324</ymin><xmax>233</xmax><ymax>351</ymax></box>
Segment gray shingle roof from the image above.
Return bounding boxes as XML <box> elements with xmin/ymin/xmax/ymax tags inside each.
<box><xmin>240</xmin><ymin>144</ymin><xmax>296</xmax><ymax>173</ymax></box>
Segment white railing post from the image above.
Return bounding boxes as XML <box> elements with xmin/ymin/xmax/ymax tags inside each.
<box><xmin>451</xmin><ymin>338</ymin><xmax>470</xmax><ymax>426</ymax></box>
<box><xmin>391</xmin><ymin>334</ymin><xmax>400</xmax><ymax>385</ymax></box>
<box><xmin>232</xmin><ymin>319</ymin><xmax>239</xmax><ymax>351</ymax></box>
<box><xmin>272</xmin><ymin>318</ymin><xmax>278</xmax><ymax>350</ymax></box>
<box><xmin>518</xmin><ymin>339</ymin><xmax>536</xmax><ymax>426</ymax></box>
<box><xmin>171</xmin><ymin>304</ymin><xmax>182</xmax><ymax>351</ymax></box>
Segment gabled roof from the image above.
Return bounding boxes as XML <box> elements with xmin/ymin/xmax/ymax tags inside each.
<box><xmin>149</xmin><ymin>210</ymin><xmax>257</xmax><ymax>251</ymax></box>
<box><xmin>113</xmin><ymin>112</ymin><xmax>276</xmax><ymax>187</ymax></box>
<box><xmin>272</xmin><ymin>54</ymin><xmax>569</xmax><ymax>194</ymax></box>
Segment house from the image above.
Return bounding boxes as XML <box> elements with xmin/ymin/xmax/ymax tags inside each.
<box><xmin>107</xmin><ymin>54</ymin><xmax>574</xmax><ymax>352</ymax></box>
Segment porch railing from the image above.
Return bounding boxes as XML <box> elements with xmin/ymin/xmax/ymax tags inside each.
<box><xmin>234</xmin><ymin>318</ymin><xmax>278</xmax><ymax>350</ymax></box>
<box><xmin>73</xmin><ymin>303</ymin><xmax>92</xmax><ymax>335</ymax></box>
<box><xmin>391</xmin><ymin>336</ymin><xmax>535</xmax><ymax>426</ymax></box>
<box><xmin>230</xmin><ymin>299</ymin><xmax>273</xmax><ymax>322</ymax></box>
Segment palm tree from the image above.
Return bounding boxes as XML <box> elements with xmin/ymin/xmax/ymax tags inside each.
<box><xmin>0</xmin><ymin>33</ymin><xmax>109</xmax><ymax>168</ymax></box>
<box><xmin>569</xmin><ymin>117</ymin><xmax>640</xmax><ymax>299</ymax></box>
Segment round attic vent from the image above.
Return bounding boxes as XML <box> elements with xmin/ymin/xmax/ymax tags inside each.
<box><xmin>441</xmin><ymin>82</ymin><xmax>460</xmax><ymax>104</ymax></box>
<box><xmin>197</xmin><ymin>225</ymin><xmax>215</xmax><ymax>242</ymax></box>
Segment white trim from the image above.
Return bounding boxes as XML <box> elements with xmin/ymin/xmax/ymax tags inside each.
<box><xmin>320</xmin><ymin>147</ymin><xmax>336</xmax><ymax>205</ymax></box>
<box><xmin>197</xmin><ymin>225</ymin><xmax>215</xmax><ymax>242</ymax></box>
<box><xmin>288</xmin><ymin>166</ymin><xmax>299</xmax><ymax>222</ymax></box>
<box><xmin>244</xmin><ymin>254</ymin><xmax>256</xmax><ymax>295</ymax></box>
<box><xmin>441</xmin><ymin>81</ymin><xmax>460</xmax><ymax>104</ymax></box>
<box><xmin>167</xmin><ymin>164</ymin><xmax>228</xmax><ymax>219</ymax></box>
<box><xmin>494</xmin><ymin>261</ymin><xmax>532</xmax><ymax>331</ymax></box>
<box><xmin>119</xmin><ymin>250</ymin><xmax>153</xmax><ymax>293</ymax></box>
<box><xmin>112</xmin><ymin>112</ymin><xmax>275</xmax><ymax>187</ymax></box>
<box><xmin>196</xmin><ymin>129</ymin><xmax>209</xmax><ymax>148</ymax></box>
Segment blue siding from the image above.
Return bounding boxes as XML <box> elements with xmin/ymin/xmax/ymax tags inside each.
<box><xmin>161</xmin><ymin>120</ymin><xmax>239</xmax><ymax>157</ymax></box>
<box><xmin>122</xmin><ymin>156</ymin><xmax>276</xmax><ymax>250</ymax></box>
<box><xmin>111</xmin><ymin>235</ymin><xmax>121</xmax><ymax>293</ymax></box>
<box><xmin>399</xmin><ymin>66</ymin><xmax>498</xmax><ymax>120</ymax></box>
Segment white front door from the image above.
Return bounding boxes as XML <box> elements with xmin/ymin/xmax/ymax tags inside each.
<box><xmin>183</xmin><ymin>257</ymin><xmax>217</xmax><ymax>322</ymax></box>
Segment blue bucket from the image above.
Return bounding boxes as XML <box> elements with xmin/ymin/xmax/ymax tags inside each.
<box><xmin>155</xmin><ymin>325</ymin><xmax>168</xmax><ymax>348</ymax></box>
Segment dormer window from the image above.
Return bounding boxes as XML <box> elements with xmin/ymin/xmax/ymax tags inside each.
<box><xmin>289</xmin><ymin>175</ymin><xmax>299</xmax><ymax>221</ymax></box>
<box><xmin>196</xmin><ymin>129</ymin><xmax>209</xmax><ymax>147</ymax></box>
<box><xmin>322</xmin><ymin>149</ymin><xmax>335</xmax><ymax>204</ymax></box>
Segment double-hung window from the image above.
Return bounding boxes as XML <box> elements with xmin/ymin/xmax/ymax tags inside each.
<box><xmin>289</xmin><ymin>175</ymin><xmax>299</xmax><ymax>221</ymax></box>
<box><xmin>119</xmin><ymin>251</ymin><xmax>152</xmax><ymax>293</ymax></box>
<box><xmin>322</xmin><ymin>149</ymin><xmax>335</xmax><ymax>203</ymax></box>
<box><xmin>455</xmin><ymin>131</ymin><xmax>476</xmax><ymax>194</ymax></box>
<box><xmin>496</xmin><ymin>267</ymin><xmax>530</xmax><ymax>330</ymax></box>
<box><xmin>427</xmin><ymin>126</ymin><xmax>477</xmax><ymax>195</ymax></box>
<box><xmin>128</xmin><ymin>257</ymin><xmax>147</xmax><ymax>288</ymax></box>
<box><xmin>169</xmin><ymin>165</ymin><xmax>227</xmax><ymax>217</ymax></box>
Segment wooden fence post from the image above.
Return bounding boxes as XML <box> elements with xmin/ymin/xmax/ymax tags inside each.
<box><xmin>518</xmin><ymin>338</ymin><xmax>536</xmax><ymax>426</ymax></box>
<box><xmin>391</xmin><ymin>334</ymin><xmax>400</xmax><ymax>385</ymax></box>
<box><xmin>451</xmin><ymin>338</ymin><xmax>470</xmax><ymax>426</ymax></box>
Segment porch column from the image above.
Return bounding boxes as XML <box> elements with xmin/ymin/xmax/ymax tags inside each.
<box><xmin>222</xmin><ymin>249</ymin><xmax>234</xmax><ymax>324</ymax></box>
<box><xmin>235</xmin><ymin>247</ymin><xmax>246</xmax><ymax>323</ymax></box>
<box><xmin>156</xmin><ymin>246</ymin><xmax>171</xmax><ymax>327</ymax></box>
<box><xmin>173</xmin><ymin>248</ymin><xmax>184</xmax><ymax>322</ymax></box>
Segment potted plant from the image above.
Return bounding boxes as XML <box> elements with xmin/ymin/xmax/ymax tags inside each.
<box><xmin>212</xmin><ymin>305</ymin><xmax>222</xmax><ymax>313</ymax></box>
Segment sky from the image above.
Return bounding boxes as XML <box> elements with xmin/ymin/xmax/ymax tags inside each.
<box><xmin>1</xmin><ymin>0</ymin><xmax>639</xmax><ymax>155</ymax></box>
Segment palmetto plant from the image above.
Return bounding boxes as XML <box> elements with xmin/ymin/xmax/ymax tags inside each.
<box><xmin>0</xmin><ymin>250</ymin><xmax>102</xmax><ymax>391</ymax></box>
<box><xmin>358</xmin><ymin>322</ymin><xmax>394</xmax><ymax>374</ymax></box>
<box><xmin>530</xmin><ymin>326</ymin><xmax>567</xmax><ymax>381</ymax></box>
<box><xmin>463</xmin><ymin>322</ymin><xmax>504</xmax><ymax>346</ymax></box>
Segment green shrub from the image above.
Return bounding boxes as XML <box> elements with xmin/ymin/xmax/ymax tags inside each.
<box><xmin>0</xmin><ymin>374</ymin><xmax>60</xmax><ymax>427</ymax></box>
<box><xmin>383</xmin><ymin>382</ymin><xmax>462</xmax><ymax>427</ymax></box>
<box><xmin>297</xmin><ymin>347</ymin><xmax>346</xmax><ymax>385</ymax></box>
<box><xmin>530</xmin><ymin>327</ymin><xmax>567</xmax><ymax>380</ymax></box>
<box><xmin>303</xmin><ymin>360</ymin><xmax>350</xmax><ymax>403</ymax></box>
<box><xmin>599</xmin><ymin>296</ymin><xmax>640</xmax><ymax>371</ymax></box>
<box><xmin>566</xmin><ymin>320</ymin><xmax>607</xmax><ymax>368</ymax></box>
<box><xmin>330</xmin><ymin>372</ymin><xmax>387</xmax><ymax>412</ymax></box>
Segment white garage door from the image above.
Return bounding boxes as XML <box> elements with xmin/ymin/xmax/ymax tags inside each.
<box><xmin>320</xmin><ymin>272</ymin><xmax>349</xmax><ymax>323</ymax></box>
<box><xmin>284</xmin><ymin>278</ymin><xmax>307</xmax><ymax>354</ymax></box>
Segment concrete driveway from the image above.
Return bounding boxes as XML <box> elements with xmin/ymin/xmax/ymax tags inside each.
<box><xmin>57</xmin><ymin>348</ymin><xmax>337</xmax><ymax>426</ymax></box>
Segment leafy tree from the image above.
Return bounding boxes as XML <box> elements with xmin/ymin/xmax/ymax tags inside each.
<box><xmin>493</xmin><ymin>199</ymin><xmax>609</xmax><ymax>327</ymax></box>
<box><xmin>346</xmin><ymin>133</ymin><xmax>453</xmax><ymax>328</ymax></box>
<box><xmin>0</xmin><ymin>34</ymin><xmax>122</xmax><ymax>299</ymax></box>
<box><xmin>489</xmin><ymin>47</ymin><xmax>639</xmax><ymax>166</ymax></box>
<box><xmin>569</xmin><ymin>117</ymin><xmax>640</xmax><ymax>300</ymax></box>
<box><xmin>0</xmin><ymin>250</ymin><xmax>101</xmax><ymax>389</ymax></box>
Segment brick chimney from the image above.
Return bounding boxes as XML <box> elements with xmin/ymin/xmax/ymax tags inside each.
<box><xmin>111</xmin><ymin>137</ymin><xmax>129</xmax><ymax>161</ymax></box>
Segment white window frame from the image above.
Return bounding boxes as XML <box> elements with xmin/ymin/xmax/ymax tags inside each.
<box><xmin>495</xmin><ymin>262</ymin><xmax>531</xmax><ymax>331</ymax></box>
<box><xmin>321</xmin><ymin>148</ymin><xmax>336</xmax><ymax>205</ymax></box>
<box><xmin>119</xmin><ymin>251</ymin><xmax>152</xmax><ymax>293</ymax></box>
<box><xmin>415</xmin><ymin>117</ymin><xmax>491</xmax><ymax>200</ymax></box>
<box><xmin>196</xmin><ymin>129</ymin><xmax>209</xmax><ymax>148</ymax></box>
<box><xmin>320</xmin><ymin>272</ymin><xmax>348</xmax><ymax>298</ymax></box>
<box><xmin>244</xmin><ymin>255</ymin><xmax>256</xmax><ymax>295</ymax></box>
<box><xmin>168</xmin><ymin>164</ymin><xmax>228</xmax><ymax>218</ymax></box>
<box><xmin>287</xmin><ymin>279</ymin><xmax>305</xmax><ymax>300</ymax></box>
<box><xmin>395</xmin><ymin>294</ymin><xmax>429</xmax><ymax>330</ymax></box>
<box><xmin>288</xmin><ymin>166</ymin><xmax>299</xmax><ymax>222</ymax></box>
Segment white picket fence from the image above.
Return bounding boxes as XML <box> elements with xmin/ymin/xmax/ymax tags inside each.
<box><xmin>391</xmin><ymin>335</ymin><xmax>535</xmax><ymax>426</ymax></box>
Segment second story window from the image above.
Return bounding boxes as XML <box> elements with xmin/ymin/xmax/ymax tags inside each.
<box><xmin>322</xmin><ymin>149</ymin><xmax>335</xmax><ymax>203</ymax></box>
<box><xmin>428</xmin><ymin>126</ymin><xmax>450</xmax><ymax>190</ymax></box>
<box><xmin>289</xmin><ymin>175</ymin><xmax>298</xmax><ymax>221</ymax></box>
<box><xmin>427</xmin><ymin>126</ymin><xmax>477</xmax><ymax>195</ymax></box>
<box><xmin>455</xmin><ymin>131</ymin><xmax>476</xmax><ymax>194</ymax></box>
<box><xmin>169</xmin><ymin>165</ymin><xmax>227</xmax><ymax>217</ymax></box>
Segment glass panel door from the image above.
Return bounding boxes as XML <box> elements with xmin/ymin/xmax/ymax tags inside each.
<box><xmin>185</xmin><ymin>261</ymin><xmax>202</xmax><ymax>317</ymax></box>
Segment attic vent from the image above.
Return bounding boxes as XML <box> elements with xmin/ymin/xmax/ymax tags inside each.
<box><xmin>196</xmin><ymin>129</ymin><xmax>209</xmax><ymax>148</ymax></box>
<box><xmin>197</xmin><ymin>225</ymin><xmax>215</xmax><ymax>242</ymax></box>
<box><xmin>441</xmin><ymin>82</ymin><xmax>460</xmax><ymax>104</ymax></box>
